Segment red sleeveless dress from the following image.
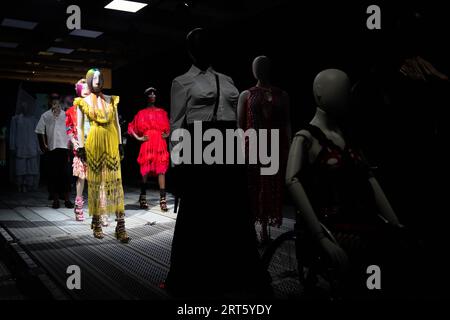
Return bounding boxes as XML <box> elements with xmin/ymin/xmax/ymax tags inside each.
<box><xmin>128</xmin><ymin>107</ymin><xmax>170</xmax><ymax>177</ymax></box>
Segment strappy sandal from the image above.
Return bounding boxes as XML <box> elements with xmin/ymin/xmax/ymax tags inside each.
<box><xmin>139</xmin><ymin>194</ymin><xmax>149</xmax><ymax>209</ymax></box>
<box><xmin>91</xmin><ymin>216</ymin><xmax>104</xmax><ymax>239</ymax></box>
<box><xmin>160</xmin><ymin>196</ymin><xmax>168</xmax><ymax>212</ymax></box>
<box><xmin>101</xmin><ymin>214</ymin><xmax>110</xmax><ymax>227</ymax></box>
<box><xmin>74</xmin><ymin>196</ymin><xmax>85</xmax><ymax>221</ymax></box>
<box><xmin>115</xmin><ymin>215</ymin><xmax>130</xmax><ymax>243</ymax></box>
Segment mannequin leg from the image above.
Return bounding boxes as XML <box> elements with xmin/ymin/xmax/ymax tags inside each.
<box><xmin>76</xmin><ymin>177</ymin><xmax>85</xmax><ymax>196</ymax></box>
<box><xmin>159</xmin><ymin>174</ymin><xmax>168</xmax><ymax>212</ymax></box>
<box><xmin>139</xmin><ymin>174</ymin><xmax>149</xmax><ymax>209</ymax></box>
<box><xmin>115</xmin><ymin>211</ymin><xmax>130</xmax><ymax>243</ymax></box>
<box><xmin>74</xmin><ymin>178</ymin><xmax>86</xmax><ymax>221</ymax></box>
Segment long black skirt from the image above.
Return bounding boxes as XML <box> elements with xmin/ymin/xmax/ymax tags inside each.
<box><xmin>165</xmin><ymin>121</ymin><xmax>271</xmax><ymax>299</ymax></box>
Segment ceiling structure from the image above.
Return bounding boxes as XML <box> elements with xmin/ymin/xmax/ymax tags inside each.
<box><xmin>0</xmin><ymin>0</ymin><xmax>288</xmax><ymax>84</ymax></box>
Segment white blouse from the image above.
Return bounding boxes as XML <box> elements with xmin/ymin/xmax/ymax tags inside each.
<box><xmin>170</xmin><ymin>65</ymin><xmax>239</xmax><ymax>136</ymax></box>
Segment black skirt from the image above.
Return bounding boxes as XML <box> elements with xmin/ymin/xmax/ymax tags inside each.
<box><xmin>165</xmin><ymin>121</ymin><xmax>271</xmax><ymax>299</ymax></box>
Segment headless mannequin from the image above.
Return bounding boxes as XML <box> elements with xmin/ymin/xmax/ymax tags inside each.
<box><xmin>166</xmin><ymin>29</ymin><xmax>270</xmax><ymax>299</ymax></box>
<box><xmin>285</xmin><ymin>69</ymin><xmax>402</xmax><ymax>273</ymax></box>
<box><xmin>237</xmin><ymin>56</ymin><xmax>291</xmax><ymax>243</ymax></box>
<box><xmin>129</xmin><ymin>87</ymin><xmax>169</xmax><ymax>211</ymax></box>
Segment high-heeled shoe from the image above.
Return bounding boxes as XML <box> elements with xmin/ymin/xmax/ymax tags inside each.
<box><xmin>91</xmin><ymin>216</ymin><xmax>104</xmax><ymax>239</ymax></box>
<box><xmin>115</xmin><ymin>214</ymin><xmax>130</xmax><ymax>243</ymax></box>
<box><xmin>159</xmin><ymin>196</ymin><xmax>168</xmax><ymax>212</ymax></box>
<box><xmin>139</xmin><ymin>194</ymin><xmax>149</xmax><ymax>210</ymax></box>
<box><xmin>74</xmin><ymin>196</ymin><xmax>85</xmax><ymax>221</ymax></box>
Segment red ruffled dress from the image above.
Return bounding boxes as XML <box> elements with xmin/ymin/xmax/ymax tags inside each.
<box><xmin>128</xmin><ymin>107</ymin><xmax>170</xmax><ymax>177</ymax></box>
<box><xmin>66</xmin><ymin>105</ymin><xmax>88</xmax><ymax>179</ymax></box>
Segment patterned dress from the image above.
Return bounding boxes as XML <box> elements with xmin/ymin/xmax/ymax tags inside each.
<box><xmin>74</xmin><ymin>94</ymin><xmax>124</xmax><ymax>216</ymax></box>
<box><xmin>66</xmin><ymin>105</ymin><xmax>90</xmax><ymax>179</ymax></box>
<box><xmin>127</xmin><ymin>107</ymin><xmax>170</xmax><ymax>177</ymax></box>
<box><xmin>242</xmin><ymin>86</ymin><xmax>290</xmax><ymax>227</ymax></box>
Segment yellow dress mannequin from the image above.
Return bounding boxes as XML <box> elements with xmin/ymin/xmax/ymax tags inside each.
<box><xmin>74</xmin><ymin>68</ymin><xmax>129</xmax><ymax>243</ymax></box>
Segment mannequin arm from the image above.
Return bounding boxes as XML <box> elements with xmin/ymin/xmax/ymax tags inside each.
<box><xmin>286</xmin><ymin>132</ymin><xmax>349</xmax><ymax>271</ymax></box>
<box><xmin>169</xmin><ymin>80</ymin><xmax>187</xmax><ymax>151</ymax></box>
<box><xmin>76</xmin><ymin>106</ymin><xmax>85</xmax><ymax>148</ymax></box>
<box><xmin>129</xmin><ymin>128</ymin><xmax>146</xmax><ymax>142</ymax></box>
<box><xmin>369</xmin><ymin>177</ymin><xmax>401</xmax><ymax>226</ymax></box>
<box><xmin>114</xmin><ymin>107</ymin><xmax>122</xmax><ymax>144</ymax></box>
<box><xmin>237</xmin><ymin>90</ymin><xmax>250</xmax><ymax>129</ymax></box>
<box><xmin>37</xmin><ymin>134</ymin><xmax>48</xmax><ymax>153</ymax></box>
<box><xmin>285</xmin><ymin>134</ymin><xmax>324</xmax><ymax>240</ymax></box>
<box><xmin>68</xmin><ymin>133</ymin><xmax>79</xmax><ymax>149</ymax></box>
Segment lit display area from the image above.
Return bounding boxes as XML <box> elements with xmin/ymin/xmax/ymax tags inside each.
<box><xmin>0</xmin><ymin>0</ymin><xmax>449</xmax><ymax>316</ymax></box>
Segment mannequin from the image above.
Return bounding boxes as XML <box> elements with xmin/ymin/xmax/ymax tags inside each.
<box><xmin>285</xmin><ymin>69</ymin><xmax>403</xmax><ymax>284</ymax></box>
<box><xmin>166</xmin><ymin>28</ymin><xmax>270</xmax><ymax>299</ymax></box>
<box><xmin>10</xmin><ymin>91</ymin><xmax>40</xmax><ymax>192</ymax></box>
<box><xmin>237</xmin><ymin>56</ymin><xmax>291</xmax><ymax>245</ymax></box>
<box><xmin>66</xmin><ymin>79</ymin><xmax>92</xmax><ymax>221</ymax></box>
<box><xmin>74</xmin><ymin>68</ymin><xmax>129</xmax><ymax>243</ymax></box>
<box><xmin>35</xmin><ymin>94</ymin><xmax>73</xmax><ymax>209</ymax></box>
<box><xmin>128</xmin><ymin>87</ymin><xmax>170</xmax><ymax>211</ymax></box>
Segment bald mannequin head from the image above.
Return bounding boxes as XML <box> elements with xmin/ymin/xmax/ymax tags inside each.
<box><xmin>252</xmin><ymin>56</ymin><xmax>271</xmax><ymax>83</ymax></box>
<box><xmin>313</xmin><ymin>69</ymin><xmax>351</xmax><ymax>118</ymax></box>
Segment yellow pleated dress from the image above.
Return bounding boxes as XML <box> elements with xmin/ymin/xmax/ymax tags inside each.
<box><xmin>74</xmin><ymin>94</ymin><xmax>125</xmax><ymax>217</ymax></box>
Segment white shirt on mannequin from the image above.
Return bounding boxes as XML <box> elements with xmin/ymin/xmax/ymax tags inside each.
<box><xmin>35</xmin><ymin>109</ymin><xmax>69</xmax><ymax>151</ymax></box>
<box><xmin>170</xmin><ymin>65</ymin><xmax>239</xmax><ymax>136</ymax></box>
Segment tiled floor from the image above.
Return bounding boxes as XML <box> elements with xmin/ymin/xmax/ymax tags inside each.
<box><xmin>0</xmin><ymin>187</ymin><xmax>296</xmax><ymax>299</ymax></box>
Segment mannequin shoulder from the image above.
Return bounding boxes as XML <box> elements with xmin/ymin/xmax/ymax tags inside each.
<box><xmin>293</xmin><ymin>129</ymin><xmax>313</xmax><ymax>145</ymax></box>
<box><xmin>216</xmin><ymin>72</ymin><xmax>234</xmax><ymax>84</ymax></box>
<box><xmin>158</xmin><ymin>107</ymin><xmax>168</xmax><ymax>115</ymax></box>
<box><xmin>239</xmin><ymin>90</ymin><xmax>251</xmax><ymax>99</ymax></box>
<box><xmin>108</xmin><ymin>95</ymin><xmax>120</xmax><ymax>106</ymax></box>
<box><xmin>173</xmin><ymin>73</ymin><xmax>193</xmax><ymax>87</ymax></box>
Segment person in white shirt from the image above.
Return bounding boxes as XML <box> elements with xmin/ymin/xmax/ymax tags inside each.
<box><xmin>165</xmin><ymin>28</ymin><xmax>270</xmax><ymax>299</ymax></box>
<box><xmin>35</xmin><ymin>93</ymin><xmax>73</xmax><ymax>209</ymax></box>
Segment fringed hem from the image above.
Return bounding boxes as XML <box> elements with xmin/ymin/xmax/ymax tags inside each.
<box><xmin>87</xmin><ymin>178</ymin><xmax>125</xmax><ymax>216</ymax></box>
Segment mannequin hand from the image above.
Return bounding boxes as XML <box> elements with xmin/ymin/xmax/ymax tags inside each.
<box><xmin>77</xmin><ymin>147</ymin><xmax>86</xmax><ymax>162</ymax></box>
<box><xmin>140</xmin><ymin>135</ymin><xmax>149</xmax><ymax>142</ymax></box>
<box><xmin>41</xmin><ymin>144</ymin><xmax>49</xmax><ymax>153</ymax></box>
<box><xmin>72</xmin><ymin>139</ymin><xmax>80</xmax><ymax>150</ymax></box>
<box><xmin>119</xmin><ymin>144</ymin><xmax>125</xmax><ymax>160</ymax></box>
<box><xmin>162</xmin><ymin>132</ymin><xmax>169</xmax><ymax>139</ymax></box>
<box><xmin>319</xmin><ymin>237</ymin><xmax>349</xmax><ymax>273</ymax></box>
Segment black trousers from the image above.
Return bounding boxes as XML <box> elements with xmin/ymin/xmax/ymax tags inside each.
<box><xmin>47</xmin><ymin>148</ymin><xmax>71</xmax><ymax>198</ymax></box>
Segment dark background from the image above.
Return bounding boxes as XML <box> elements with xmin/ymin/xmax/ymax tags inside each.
<box><xmin>0</xmin><ymin>0</ymin><xmax>449</xmax><ymax>299</ymax></box>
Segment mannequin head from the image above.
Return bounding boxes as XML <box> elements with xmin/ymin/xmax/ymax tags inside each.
<box><xmin>75</xmin><ymin>78</ymin><xmax>90</xmax><ymax>98</ymax></box>
<box><xmin>86</xmin><ymin>68</ymin><xmax>103</xmax><ymax>94</ymax></box>
<box><xmin>144</xmin><ymin>87</ymin><xmax>157</xmax><ymax>105</ymax></box>
<box><xmin>48</xmin><ymin>93</ymin><xmax>60</xmax><ymax>109</ymax></box>
<box><xmin>313</xmin><ymin>69</ymin><xmax>351</xmax><ymax>119</ymax></box>
<box><xmin>252</xmin><ymin>56</ymin><xmax>271</xmax><ymax>83</ymax></box>
<box><xmin>48</xmin><ymin>93</ymin><xmax>61</xmax><ymax>116</ymax></box>
<box><xmin>186</xmin><ymin>28</ymin><xmax>212</xmax><ymax>70</ymax></box>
